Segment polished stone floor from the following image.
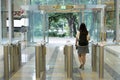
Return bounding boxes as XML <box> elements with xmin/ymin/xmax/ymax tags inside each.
<box><xmin>0</xmin><ymin>38</ymin><xmax>120</xmax><ymax>80</ymax></box>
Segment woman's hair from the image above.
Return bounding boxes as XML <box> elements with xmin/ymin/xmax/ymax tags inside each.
<box><xmin>79</xmin><ymin>23</ymin><xmax>88</xmax><ymax>34</ymax></box>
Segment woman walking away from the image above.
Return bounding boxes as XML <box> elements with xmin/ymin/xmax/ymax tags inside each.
<box><xmin>75</xmin><ymin>23</ymin><xmax>90</xmax><ymax>70</ymax></box>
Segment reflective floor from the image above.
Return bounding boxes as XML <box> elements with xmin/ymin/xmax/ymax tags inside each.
<box><xmin>0</xmin><ymin>38</ymin><xmax>120</xmax><ymax>80</ymax></box>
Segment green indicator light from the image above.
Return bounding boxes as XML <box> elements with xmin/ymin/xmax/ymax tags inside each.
<box><xmin>61</xmin><ymin>5</ymin><xmax>66</xmax><ymax>9</ymax></box>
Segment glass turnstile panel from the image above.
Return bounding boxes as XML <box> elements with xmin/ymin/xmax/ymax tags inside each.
<box><xmin>28</xmin><ymin>11</ymin><xmax>49</xmax><ymax>43</ymax></box>
<box><xmin>79</xmin><ymin>10</ymin><xmax>101</xmax><ymax>42</ymax></box>
<box><xmin>30</xmin><ymin>0</ymin><xmax>97</xmax><ymax>5</ymax></box>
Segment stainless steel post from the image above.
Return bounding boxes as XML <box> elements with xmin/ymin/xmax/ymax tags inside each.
<box><xmin>8</xmin><ymin>0</ymin><xmax>13</xmax><ymax>44</ymax></box>
<box><xmin>66</xmin><ymin>45</ymin><xmax>73</xmax><ymax>79</ymax></box>
<box><xmin>92</xmin><ymin>43</ymin><xmax>97</xmax><ymax>71</ymax></box>
<box><xmin>35</xmin><ymin>44</ymin><xmax>46</xmax><ymax>79</ymax></box>
<box><xmin>18</xmin><ymin>42</ymin><xmax>21</xmax><ymax>67</ymax></box>
<box><xmin>64</xmin><ymin>45</ymin><xmax>67</xmax><ymax>71</ymax></box>
<box><xmin>116</xmin><ymin>0</ymin><xmax>120</xmax><ymax>43</ymax></box>
<box><xmin>35</xmin><ymin>45</ymin><xmax>41</xmax><ymax>78</ymax></box>
<box><xmin>0</xmin><ymin>0</ymin><xmax>2</xmax><ymax>43</ymax></box>
<box><xmin>39</xmin><ymin>45</ymin><xmax>43</xmax><ymax>72</ymax></box>
<box><xmin>14</xmin><ymin>44</ymin><xmax>20</xmax><ymax>71</ymax></box>
<box><xmin>4</xmin><ymin>44</ymin><xmax>9</xmax><ymax>80</ymax></box>
<box><xmin>15</xmin><ymin>42</ymin><xmax>21</xmax><ymax>70</ymax></box>
<box><xmin>10</xmin><ymin>44</ymin><xmax>14</xmax><ymax>73</ymax></box>
<box><xmin>41</xmin><ymin>44</ymin><xmax>46</xmax><ymax>80</ymax></box>
<box><xmin>9</xmin><ymin>43</ymin><xmax>21</xmax><ymax>73</ymax></box>
<box><xmin>99</xmin><ymin>45</ymin><xmax>104</xmax><ymax>78</ymax></box>
<box><xmin>14</xmin><ymin>44</ymin><xmax>18</xmax><ymax>71</ymax></box>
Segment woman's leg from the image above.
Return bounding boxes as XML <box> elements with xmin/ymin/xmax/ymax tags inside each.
<box><xmin>82</xmin><ymin>54</ymin><xmax>86</xmax><ymax>65</ymax></box>
<box><xmin>78</xmin><ymin>54</ymin><xmax>83</xmax><ymax>65</ymax></box>
<box><xmin>80</xmin><ymin>53</ymin><xmax>86</xmax><ymax>69</ymax></box>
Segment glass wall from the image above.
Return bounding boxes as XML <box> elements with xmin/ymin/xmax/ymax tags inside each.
<box><xmin>29</xmin><ymin>0</ymin><xmax>110</xmax><ymax>43</ymax></box>
<box><xmin>79</xmin><ymin>10</ymin><xmax>101</xmax><ymax>42</ymax></box>
<box><xmin>28</xmin><ymin>11</ymin><xmax>49</xmax><ymax>42</ymax></box>
<box><xmin>103</xmin><ymin>0</ymin><xmax>116</xmax><ymax>42</ymax></box>
<box><xmin>0</xmin><ymin>0</ymin><xmax>7</xmax><ymax>79</ymax></box>
<box><xmin>0</xmin><ymin>0</ymin><xmax>8</xmax><ymax>42</ymax></box>
<box><xmin>0</xmin><ymin>0</ymin><xmax>116</xmax><ymax>43</ymax></box>
<box><xmin>30</xmin><ymin>0</ymin><xmax>98</xmax><ymax>5</ymax></box>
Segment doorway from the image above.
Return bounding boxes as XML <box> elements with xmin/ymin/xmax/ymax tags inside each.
<box><xmin>26</xmin><ymin>4</ymin><xmax>106</xmax><ymax>43</ymax></box>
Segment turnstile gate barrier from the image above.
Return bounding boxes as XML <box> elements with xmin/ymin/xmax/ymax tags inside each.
<box><xmin>35</xmin><ymin>44</ymin><xmax>46</xmax><ymax>80</ymax></box>
<box><xmin>64</xmin><ymin>44</ymin><xmax>73</xmax><ymax>79</ymax></box>
<box><xmin>92</xmin><ymin>43</ymin><xmax>105</xmax><ymax>79</ymax></box>
<box><xmin>3</xmin><ymin>42</ymin><xmax>21</xmax><ymax>80</ymax></box>
<box><xmin>10</xmin><ymin>42</ymin><xmax>21</xmax><ymax>73</ymax></box>
<box><xmin>4</xmin><ymin>44</ymin><xmax>9</xmax><ymax>80</ymax></box>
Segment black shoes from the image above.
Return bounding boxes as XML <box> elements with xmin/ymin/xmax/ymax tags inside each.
<box><xmin>79</xmin><ymin>64</ymin><xmax>82</xmax><ymax>68</ymax></box>
<box><xmin>79</xmin><ymin>64</ymin><xmax>84</xmax><ymax>70</ymax></box>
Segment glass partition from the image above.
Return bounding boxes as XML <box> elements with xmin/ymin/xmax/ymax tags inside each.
<box><xmin>30</xmin><ymin>0</ymin><xmax>97</xmax><ymax>5</ymax></box>
<box><xmin>91</xmin><ymin>11</ymin><xmax>101</xmax><ymax>42</ymax></box>
<box><xmin>0</xmin><ymin>0</ymin><xmax>8</xmax><ymax>43</ymax></box>
<box><xmin>0</xmin><ymin>0</ymin><xmax>7</xmax><ymax>79</ymax></box>
<box><xmin>27</xmin><ymin>11</ymin><xmax>48</xmax><ymax>43</ymax></box>
<box><xmin>79</xmin><ymin>10</ymin><xmax>101</xmax><ymax>42</ymax></box>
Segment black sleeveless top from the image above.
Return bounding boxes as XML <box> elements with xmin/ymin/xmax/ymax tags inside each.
<box><xmin>79</xmin><ymin>32</ymin><xmax>88</xmax><ymax>46</ymax></box>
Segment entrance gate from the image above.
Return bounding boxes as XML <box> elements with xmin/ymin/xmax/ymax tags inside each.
<box><xmin>21</xmin><ymin>4</ymin><xmax>106</xmax><ymax>43</ymax></box>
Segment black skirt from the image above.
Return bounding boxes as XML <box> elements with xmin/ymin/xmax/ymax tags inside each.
<box><xmin>77</xmin><ymin>45</ymin><xmax>89</xmax><ymax>54</ymax></box>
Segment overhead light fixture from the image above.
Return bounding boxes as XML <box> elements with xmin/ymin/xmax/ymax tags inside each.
<box><xmin>61</xmin><ymin>5</ymin><xmax>66</xmax><ymax>9</ymax></box>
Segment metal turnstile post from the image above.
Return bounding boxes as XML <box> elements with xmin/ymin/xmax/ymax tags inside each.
<box><xmin>92</xmin><ymin>43</ymin><xmax>97</xmax><ymax>71</ymax></box>
<box><xmin>9</xmin><ymin>43</ymin><xmax>21</xmax><ymax>73</ymax></box>
<box><xmin>64</xmin><ymin>45</ymin><xmax>67</xmax><ymax>71</ymax></box>
<box><xmin>40</xmin><ymin>44</ymin><xmax>46</xmax><ymax>80</ymax></box>
<box><xmin>13</xmin><ymin>44</ymin><xmax>19</xmax><ymax>72</ymax></box>
<box><xmin>64</xmin><ymin>45</ymin><xmax>73</xmax><ymax>79</ymax></box>
<box><xmin>35</xmin><ymin>44</ymin><xmax>46</xmax><ymax>79</ymax></box>
<box><xmin>14</xmin><ymin>43</ymin><xmax>21</xmax><ymax>71</ymax></box>
<box><xmin>10</xmin><ymin>44</ymin><xmax>15</xmax><ymax>73</ymax></box>
<box><xmin>4</xmin><ymin>44</ymin><xmax>9</xmax><ymax>80</ymax></box>
<box><xmin>99</xmin><ymin>46</ymin><xmax>104</xmax><ymax>78</ymax></box>
<box><xmin>35</xmin><ymin>45</ymin><xmax>41</xmax><ymax>78</ymax></box>
<box><xmin>96</xmin><ymin>44</ymin><xmax>104</xmax><ymax>79</ymax></box>
<box><xmin>92</xmin><ymin>42</ymin><xmax>104</xmax><ymax>79</ymax></box>
<box><xmin>18</xmin><ymin>42</ymin><xmax>21</xmax><ymax>68</ymax></box>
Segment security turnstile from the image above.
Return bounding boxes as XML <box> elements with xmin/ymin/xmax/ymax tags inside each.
<box><xmin>3</xmin><ymin>42</ymin><xmax>21</xmax><ymax>80</ymax></box>
<box><xmin>35</xmin><ymin>44</ymin><xmax>46</xmax><ymax>80</ymax></box>
<box><xmin>92</xmin><ymin>43</ymin><xmax>104</xmax><ymax>79</ymax></box>
<box><xmin>4</xmin><ymin>44</ymin><xmax>9</xmax><ymax>80</ymax></box>
<box><xmin>10</xmin><ymin>42</ymin><xmax>21</xmax><ymax>73</ymax></box>
<box><xmin>64</xmin><ymin>45</ymin><xmax>73</xmax><ymax>79</ymax></box>
<box><xmin>97</xmin><ymin>44</ymin><xmax>104</xmax><ymax>78</ymax></box>
<box><xmin>92</xmin><ymin>43</ymin><xmax>97</xmax><ymax>71</ymax></box>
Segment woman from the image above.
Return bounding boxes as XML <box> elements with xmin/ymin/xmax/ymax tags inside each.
<box><xmin>75</xmin><ymin>23</ymin><xmax>90</xmax><ymax>70</ymax></box>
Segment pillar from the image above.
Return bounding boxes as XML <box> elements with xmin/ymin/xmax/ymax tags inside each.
<box><xmin>116</xmin><ymin>0</ymin><xmax>119</xmax><ymax>43</ymax></box>
<box><xmin>8</xmin><ymin>0</ymin><xmax>14</xmax><ymax>44</ymax></box>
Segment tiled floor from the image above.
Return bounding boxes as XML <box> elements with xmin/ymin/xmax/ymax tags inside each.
<box><xmin>0</xmin><ymin>38</ymin><xmax>120</xmax><ymax>80</ymax></box>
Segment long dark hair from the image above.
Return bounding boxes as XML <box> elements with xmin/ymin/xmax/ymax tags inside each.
<box><xmin>79</xmin><ymin>23</ymin><xmax>88</xmax><ymax>34</ymax></box>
